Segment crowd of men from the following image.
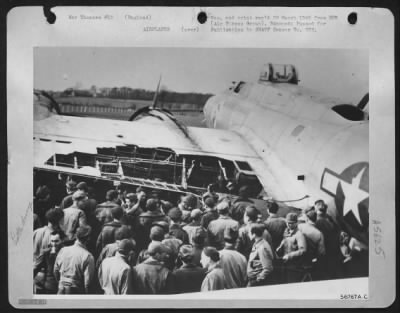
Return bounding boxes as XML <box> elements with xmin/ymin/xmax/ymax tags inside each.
<box><xmin>33</xmin><ymin>178</ymin><xmax>368</xmax><ymax>295</ymax></box>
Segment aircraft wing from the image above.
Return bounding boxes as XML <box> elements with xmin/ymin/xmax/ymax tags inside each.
<box><xmin>34</xmin><ymin>115</ymin><xmax>268</xmax><ymax>192</ymax></box>
<box><xmin>34</xmin><ymin>115</ymin><xmax>261</xmax><ymax>162</ymax></box>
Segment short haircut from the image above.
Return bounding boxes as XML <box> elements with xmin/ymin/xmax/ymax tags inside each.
<box><xmin>150</xmin><ymin>226</ymin><xmax>165</xmax><ymax>242</ymax></box>
<box><xmin>106</xmin><ymin>190</ymin><xmax>119</xmax><ymax>201</ymax></box>
<box><xmin>250</xmin><ymin>223</ymin><xmax>265</xmax><ymax>237</ymax></box>
<box><xmin>77</xmin><ymin>182</ymin><xmax>88</xmax><ymax>192</ymax></box>
<box><xmin>306</xmin><ymin>209</ymin><xmax>317</xmax><ymax>223</ymax></box>
<box><xmin>76</xmin><ymin>225</ymin><xmax>92</xmax><ymax>241</ymax></box>
<box><xmin>118</xmin><ymin>239</ymin><xmax>136</xmax><ymax>255</ymax></box>
<box><xmin>216</xmin><ymin>201</ymin><xmax>230</xmax><ymax>215</ymax></box>
<box><xmin>115</xmin><ymin>225</ymin><xmax>132</xmax><ymax>240</ymax></box>
<box><xmin>46</xmin><ymin>208</ymin><xmax>63</xmax><ymax>225</ymax></box>
<box><xmin>245</xmin><ymin>206</ymin><xmax>259</xmax><ymax>222</ymax></box>
<box><xmin>267</xmin><ymin>201</ymin><xmax>279</xmax><ymax>214</ymax></box>
<box><xmin>147</xmin><ymin>242</ymin><xmax>168</xmax><ymax>256</ymax></box>
<box><xmin>192</xmin><ymin>229</ymin><xmax>206</xmax><ymax>245</ymax></box>
<box><xmin>50</xmin><ymin>229</ymin><xmax>66</xmax><ymax>240</ymax></box>
<box><xmin>111</xmin><ymin>206</ymin><xmax>124</xmax><ymax>220</ymax></box>
<box><xmin>168</xmin><ymin>207</ymin><xmax>182</xmax><ymax>222</ymax></box>
<box><xmin>179</xmin><ymin>245</ymin><xmax>194</xmax><ymax>263</ymax></box>
<box><xmin>183</xmin><ymin>194</ymin><xmax>198</xmax><ymax>209</ymax></box>
<box><xmin>204</xmin><ymin>197</ymin><xmax>215</xmax><ymax>209</ymax></box>
<box><xmin>146</xmin><ymin>199</ymin><xmax>158</xmax><ymax>212</ymax></box>
<box><xmin>126</xmin><ymin>193</ymin><xmax>138</xmax><ymax>203</ymax></box>
<box><xmin>203</xmin><ymin>246</ymin><xmax>220</xmax><ymax>262</ymax></box>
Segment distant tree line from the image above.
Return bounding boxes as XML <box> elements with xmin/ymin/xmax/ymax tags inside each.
<box><xmin>61</xmin><ymin>87</ymin><xmax>214</xmax><ymax>106</ymax></box>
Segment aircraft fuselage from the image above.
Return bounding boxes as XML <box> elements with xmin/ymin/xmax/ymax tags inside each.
<box><xmin>204</xmin><ymin>81</ymin><xmax>369</xmax><ymax>245</ymax></box>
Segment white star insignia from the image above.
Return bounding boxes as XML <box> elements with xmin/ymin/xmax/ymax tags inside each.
<box><xmin>339</xmin><ymin>166</ymin><xmax>369</xmax><ymax>226</ymax></box>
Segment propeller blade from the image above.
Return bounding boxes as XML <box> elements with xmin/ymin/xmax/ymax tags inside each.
<box><xmin>357</xmin><ymin>93</ymin><xmax>369</xmax><ymax>110</ymax></box>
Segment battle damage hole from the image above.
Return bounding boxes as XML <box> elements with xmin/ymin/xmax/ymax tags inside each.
<box><xmin>348</xmin><ymin>12</ymin><xmax>357</xmax><ymax>25</ymax></box>
<box><xmin>43</xmin><ymin>6</ymin><xmax>56</xmax><ymax>24</ymax></box>
<box><xmin>197</xmin><ymin>11</ymin><xmax>207</xmax><ymax>24</ymax></box>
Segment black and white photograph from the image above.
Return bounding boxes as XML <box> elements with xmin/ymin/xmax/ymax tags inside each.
<box><xmin>32</xmin><ymin>47</ymin><xmax>369</xmax><ymax>295</ymax></box>
<box><xmin>7</xmin><ymin>6</ymin><xmax>395</xmax><ymax>308</ymax></box>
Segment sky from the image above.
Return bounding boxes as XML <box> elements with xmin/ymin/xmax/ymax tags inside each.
<box><xmin>35</xmin><ymin>48</ymin><xmax>368</xmax><ymax>104</ymax></box>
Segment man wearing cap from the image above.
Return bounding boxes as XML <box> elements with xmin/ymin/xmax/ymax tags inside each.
<box><xmin>173</xmin><ymin>245</ymin><xmax>207</xmax><ymax>293</ymax></box>
<box><xmin>98</xmin><ymin>239</ymin><xmax>135</xmax><ymax>294</ymax></box>
<box><xmin>219</xmin><ymin>228</ymin><xmax>247</xmax><ymax>289</ymax></box>
<box><xmin>200</xmin><ymin>247</ymin><xmax>226</xmax><ymax>291</ymax></box>
<box><xmin>237</xmin><ymin>206</ymin><xmax>272</xmax><ymax>260</ymax></box>
<box><xmin>183</xmin><ymin>209</ymin><xmax>207</xmax><ymax>245</ymax></box>
<box><xmin>54</xmin><ymin>225</ymin><xmax>95</xmax><ymax>294</ymax></box>
<box><xmin>207</xmin><ymin>201</ymin><xmax>239</xmax><ymax>250</ymax></box>
<box><xmin>59</xmin><ymin>180</ymin><xmax>77</xmax><ymax>210</ymax></box>
<box><xmin>231</xmin><ymin>185</ymin><xmax>254</xmax><ymax>224</ymax></box>
<box><xmin>168</xmin><ymin>207</ymin><xmax>189</xmax><ymax>244</ymax></box>
<box><xmin>247</xmin><ymin>224</ymin><xmax>274</xmax><ymax>287</ymax></box>
<box><xmin>96</xmin><ymin>206</ymin><xmax>124</xmax><ymax>256</ymax></box>
<box><xmin>60</xmin><ymin>190</ymin><xmax>87</xmax><ymax>242</ymax></box>
<box><xmin>276</xmin><ymin>213</ymin><xmax>307</xmax><ymax>283</ymax></box>
<box><xmin>314</xmin><ymin>200</ymin><xmax>341</xmax><ymax>279</ymax></box>
<box><xmin>200</xmin><ymin>197</ymin><xmax>219</xmax><ymax>230</ymax></box>
<box><xmin>132</xmin><ymin>242</ymin><xmax>175</xmax><ymax>294</ymax></box>
<box><xmin>264</xmin><ymin>202</ymin><xmax>287</xmax><ymax>251</ymax></box>
<box><xmin>298</xmin><ymin>207</ymin><xmax>325</xmax><ymax>272</ymax></box>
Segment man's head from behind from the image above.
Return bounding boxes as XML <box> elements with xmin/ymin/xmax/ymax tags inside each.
<box><xmin>146</xmin><ymin>199</ymin><xmax>159</xmax><ymax>212</ymax></box>
<box><xmin>106</xmin><ymin>190</ymin><xmax>119</xmax><ymax>202</ymax></box>
<box><xmin>147</xmin><ymin>242</ymin><xmax>169</xmax><ymax>261</ymax></box>
<box><xmin>179</xmin><ymin>244</ymin><xmax>195</xmax><ymax>264</ymax></box>
<box><xmin>46</xmin><ymin>208</ymin><xmax>64</xmax><ymax>226</ymax></box>
<box><xmin>244</xmin><ymin>206</ymin><xmax>259</xmax><ymax>224</ymax></box>
<box><xmin>115</xmin><ymin>225</ymin><xmax>133</xmax><ymax>241</ymax></box>
<box><xmin>201</xmin><ymin>246</ymin><xmax>220</xmax><ymax>269</ymax></box>
<box><xmin>150</xmin><ymin>225</ymin><xmax>165</xmax><ymax>242</ymax></box>
<box><xmin>111</xmin><ymin>206</ymin><xmax>124</xmax><ymax>221</ymax></box>
<box><xmin>249</xmin><ymin>223</ymin><xmax>265</xmax><ymax>240</ymax></box>
<box><xmin>118</xmin><ymin>238</ymin><xmax>136</xmax><ymax>257</ymax></box>
<box><xmin>267</xmin><ymin>201</ymin><xmax>279</xmax><ymax>214</ymax></box>
<box><xmin>216</xmin><ymin>201</ymin><xmax>230</xmax><ymax>216</ymax></box>
<box><xmin>76</xmin><ymin>225</ymin><xmax>92</xmax><ymax>244</ymax></box>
